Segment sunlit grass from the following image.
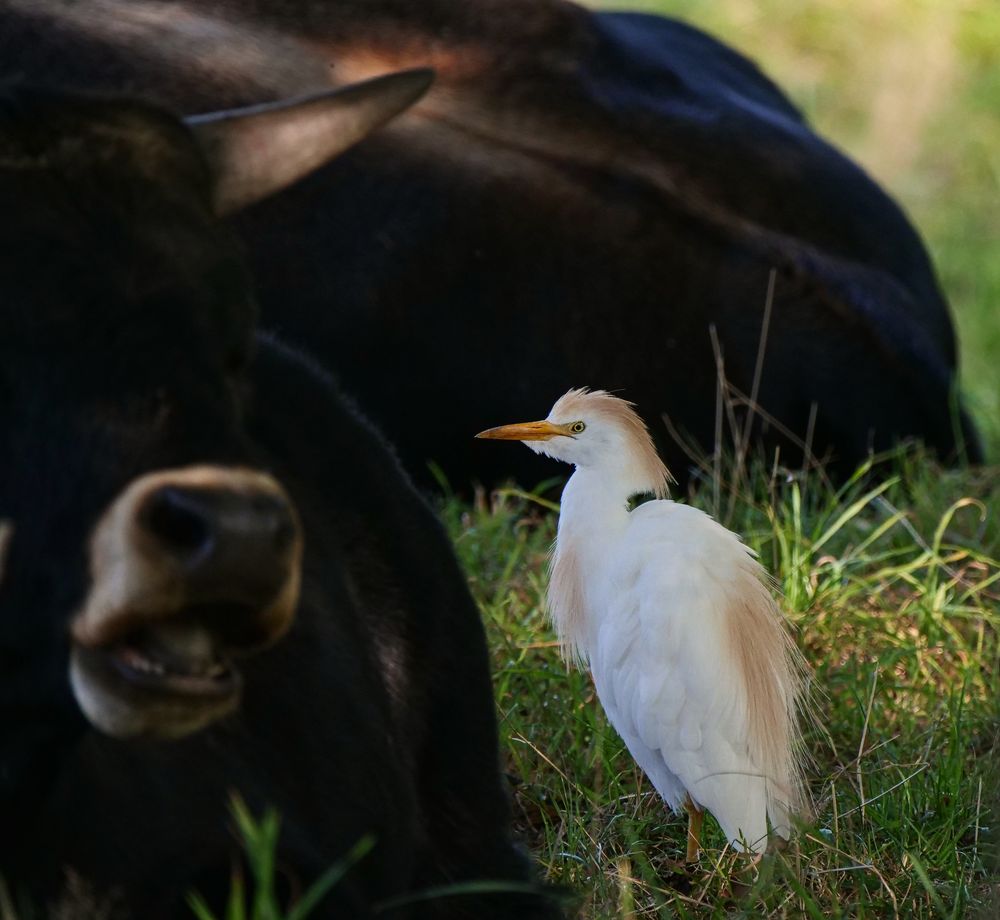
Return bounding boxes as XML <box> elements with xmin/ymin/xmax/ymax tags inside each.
<box><xmin>444</xmin><ymin>450</ymin><xmax>1000</xmax><ymax>918</ymax></box>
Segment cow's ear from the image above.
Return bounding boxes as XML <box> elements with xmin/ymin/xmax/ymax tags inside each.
<box><xmin>186</xmin><ymin>68</ymin><xmax>433</xmax><ymax>216</ymax></box>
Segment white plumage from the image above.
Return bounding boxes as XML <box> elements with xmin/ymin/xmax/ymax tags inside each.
<box><xmin>477</xmin><ymin>388</ymin><xmax>807</xmax><ymax>857</ymax></box>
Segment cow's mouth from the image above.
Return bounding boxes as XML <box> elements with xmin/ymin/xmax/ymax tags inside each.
<box><xmin>105</xmin><ymin>621</ymin><xmax>239</xmax><ymax>698</ymax></box>
<box><xmin>70</xmin><ymin>617</ymin><xmax>245</xmax><ymax>739</ymax></box>
<box><xmin>70</xmin><ymin>465</ymin><xmax>303</xmax><ymax>739</ymax></box>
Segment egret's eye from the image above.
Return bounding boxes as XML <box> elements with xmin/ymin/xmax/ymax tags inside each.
<box><xmin>570</xmin><ymin>421</ymin><xmax>586</xmax><ymax>434</ymax></box>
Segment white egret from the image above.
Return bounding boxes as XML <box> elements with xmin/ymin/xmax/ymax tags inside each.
<box><xmin>476</xmin><ymin>388</ymin><xmax>807</xmax><ymax>859</ymax></box>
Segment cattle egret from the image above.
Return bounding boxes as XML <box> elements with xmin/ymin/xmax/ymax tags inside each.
<box><xmin>477</xmin><ymin>388</ymin><xmax>807</xmax><ymax>859</ymax></box>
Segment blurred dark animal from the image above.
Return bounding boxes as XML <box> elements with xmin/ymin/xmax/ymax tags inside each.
<box><xmin>0</xmin><ymin>0</ymin><xmax>979</xmax><ymax>490</ymax></box>
<box><xmin>0</xmin><ymin>80</ymin><xmax>556</xmax><ymax>919</ymax></box>
<box><xmin>0</xmin><ymin>0</ymin><xmax>980</xmax><ymax>483</ymax></box>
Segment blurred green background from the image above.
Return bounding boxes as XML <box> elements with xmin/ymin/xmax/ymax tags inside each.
<box><xmin>596</xmin><ymin>0</ymin><xmax>1000</xmax><ymax>458</ymax></box>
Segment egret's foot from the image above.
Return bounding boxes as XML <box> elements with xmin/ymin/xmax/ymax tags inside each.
<box><xmin>683</xmin><ymin>795</ymin><xmax>705</xmax><ymax>863</ymax></box>
<box><xmin>766</xmin><ymin>832</ymin><xmax>790</xmax><ymax>856</ymax></box>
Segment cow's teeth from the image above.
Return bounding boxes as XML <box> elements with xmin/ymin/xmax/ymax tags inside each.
<box><xmin>115</xmin><ymin>641</ymin><xmax>229</xmax><ymax>682</ymax></box>
<box><xmin>119</xmin><ymin>647</ymin><xmax>165</xmax><ymax>675</ymax></box>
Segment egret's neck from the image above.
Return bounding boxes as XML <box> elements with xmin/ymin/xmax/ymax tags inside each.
<box><xmin>559</xmin><ymin>451</ymin><xmax>665</xmax><ymax>527</ymax></box>
<box><xmin>559</xmin><ymin>467</ymin><xmax>632</xmax><ymax>536</ymax></box>
<box><xmin>548</xmin><ymin>467</ymin><xmax>636</xmax><ymax>663</ymax></box>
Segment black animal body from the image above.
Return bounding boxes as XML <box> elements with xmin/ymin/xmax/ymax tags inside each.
<box><xmin>0</xmin><ymin>85</ymin><xmax>556</xmax><ymax>918</ymax></box>
<box><xmin>0</xmin><ymin>0</ymin><xmax>979</xmax><ymax>490</ymax></box>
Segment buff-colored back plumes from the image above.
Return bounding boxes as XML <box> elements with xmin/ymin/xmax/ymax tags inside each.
<box><xmin>549</xmin><ymin>536</ymin><xmax>587</xmax><ymax>664</ymax></box>
<box><xmin>726</xmin><ymin>556</ymin><xmax>810</xmax><ymax>822</ymax></box>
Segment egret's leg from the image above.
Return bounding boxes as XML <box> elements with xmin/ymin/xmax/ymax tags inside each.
<box><xmin>684</xmin><ymin>795</ymin><xmax>704</xmax><ymax>863</ymax></box>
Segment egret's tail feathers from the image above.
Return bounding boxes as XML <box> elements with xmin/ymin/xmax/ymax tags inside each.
<box><xmin>692</xmin><ymin>773</ymin><xmax>770</xmax><ymax>855</ymax></box>
<box><xmin>694</xmin><ymin>760</ymin><xmax>800</xmax><ymax>854</ymax></box>
<box><xmin>765</xmin><ymin>785</ymin><xmax>797</xmax><ymax>841</ymax></box>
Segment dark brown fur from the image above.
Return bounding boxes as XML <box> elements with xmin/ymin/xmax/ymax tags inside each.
<box><xmin>0</xmin><ymin>0</ymin><xmax>977</xmax><ymax>490</ymax></box>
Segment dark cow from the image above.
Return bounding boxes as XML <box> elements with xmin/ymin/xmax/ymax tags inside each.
<box><xmin>0</xmin><ymin>82</ymin><xmax>557</xmax><ymax>918</ymax></box>
<box><xmin>0</xmin><ymin>0</ymin><xmax>980</xmax><ymax>490</ymax></box>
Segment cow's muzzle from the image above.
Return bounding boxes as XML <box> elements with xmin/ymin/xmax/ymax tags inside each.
<box><xmin>70</xmin><ymin>466</ymin><xmax>303</xmax><ymax>739</ymax></box>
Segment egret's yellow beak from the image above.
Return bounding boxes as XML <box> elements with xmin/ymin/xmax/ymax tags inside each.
<box><xmin>475</xmin><ymin>420</ymin><xmax>570</xmax><ymax>441</ymax></box>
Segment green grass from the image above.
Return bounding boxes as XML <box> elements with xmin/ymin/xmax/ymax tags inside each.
<box><xmin>443</xmin><ymin>449</ymin><xmax>999</xmax><ymax>918</ymax></box>
<box><xmin>186</xmin><ymin>797</ymin><xmax>375</xmax><ymax>920</ymax></box>
<box><xmin>592</xmin><ymin>0</ymin><xmax>1000</xmax><ymax>457</ymax></box>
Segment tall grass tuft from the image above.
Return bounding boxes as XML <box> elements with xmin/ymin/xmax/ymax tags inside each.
<box><xmin>187</xmin><ymin>795</ymin><xmax>374</xmax><ymax>920</ymax></box>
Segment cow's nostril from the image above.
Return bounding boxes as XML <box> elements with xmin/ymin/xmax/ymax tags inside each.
<box><xmin>141</xmin><ymin>487</ymin><xmax>214</xmax><ymax>563</ymax></box>
<box><xmin>267</xmin><ymin>504</ymin><xmax>297</xmax><ymax>553</ymax></box>
<box><xmin>134</xmin><ymin>480</ymin><xmax>300</xmax><ymax>598</ymax></box>
<box><xmin>273</xmin><ymin>518</ymin><xmax>295</xmax><ymax>553</ymax></box>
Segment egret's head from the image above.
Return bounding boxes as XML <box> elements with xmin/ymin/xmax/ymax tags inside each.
<box><xmin>476</xmin><ymin>388</ymin><xmax>671</xmax><ymax>495</ymax></box>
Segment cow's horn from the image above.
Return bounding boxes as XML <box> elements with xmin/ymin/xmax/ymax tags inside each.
<box><xmin>187</xmin><ymin>68</ymin><xmax>434</xmax><ymax>215</ymax></box>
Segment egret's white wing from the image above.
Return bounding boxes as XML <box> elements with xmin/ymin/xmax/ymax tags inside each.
<box><xmin>590</xmin><ymin>500</ymin><xmax>800</xmax><ymax>853</ymax></box>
